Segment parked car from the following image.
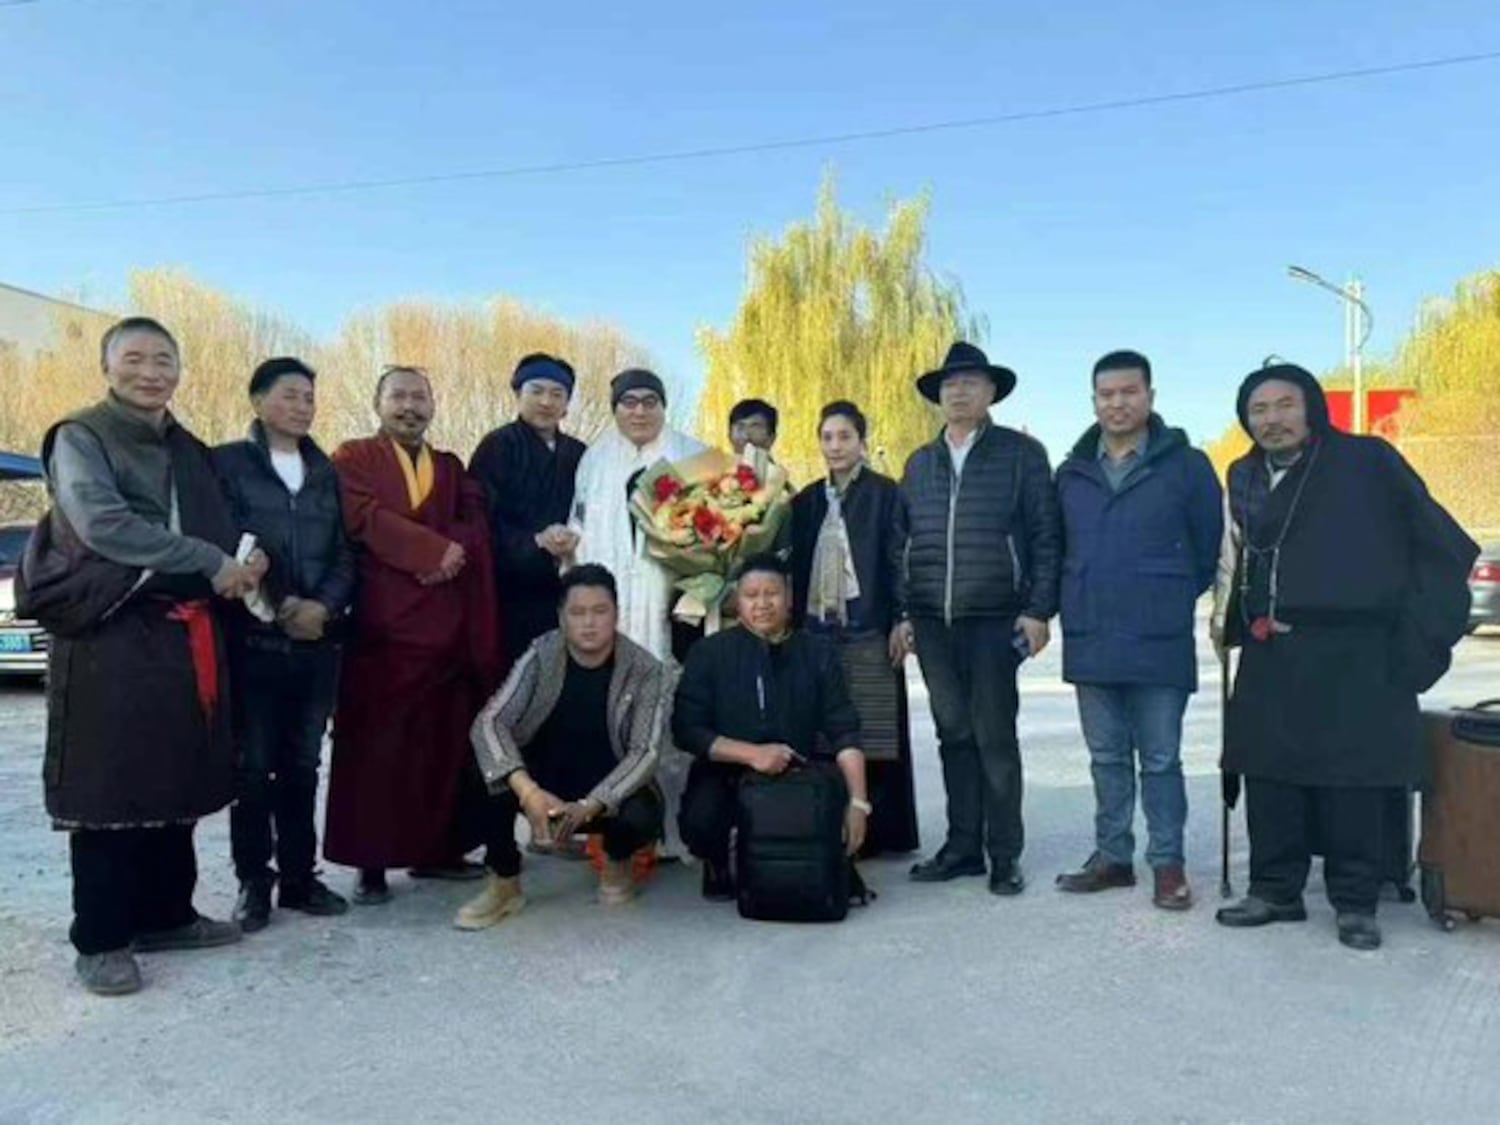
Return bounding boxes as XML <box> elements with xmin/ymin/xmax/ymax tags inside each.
<box><xmin>1470</xmin><ymin>544</ymin><xmax>1500</xmax><ymax>635</ymax></box>
<box><xmin>0</xmin><ymin>522</ymin><xmax>47</xmax><ymax>677</ymax></box>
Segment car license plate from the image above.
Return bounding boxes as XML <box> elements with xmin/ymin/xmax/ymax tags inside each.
<box><xmin>0</xmin><ymin>634</ymin><xmax>32</xmax><ymax>654</ymax></box>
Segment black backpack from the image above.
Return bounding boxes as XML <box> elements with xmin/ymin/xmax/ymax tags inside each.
<box><xmin>736</xmin><ymin>765</ymin><xmax>865</xmax><ymax>923</ymax></box>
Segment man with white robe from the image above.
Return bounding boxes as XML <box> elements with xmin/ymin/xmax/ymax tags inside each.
<box><xmin>570</xmin><ymin>367</ymin><xmax>706</xmax><ymax>855</ymax></box>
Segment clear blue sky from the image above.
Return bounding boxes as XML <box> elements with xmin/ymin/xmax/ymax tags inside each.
<box><xmin>4</xmin><ymin>0</ymin><xmax>1499</xmax><ymax>455</ymax></box>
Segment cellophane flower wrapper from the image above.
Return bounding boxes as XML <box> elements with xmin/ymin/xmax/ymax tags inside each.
<box><xmin>628</xmin><ymin>446</ymin><xmax>792</xmax><ymax>624</ymax></box>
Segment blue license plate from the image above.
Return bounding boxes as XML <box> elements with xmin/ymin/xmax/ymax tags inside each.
<box><xmin>0</xmin><ymin>634</ymin><xmax>32</xmax><ymax>654</ymax></box>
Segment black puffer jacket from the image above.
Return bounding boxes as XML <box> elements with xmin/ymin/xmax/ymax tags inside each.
<box><xmin>900</xmin><ymin>423</ymin><xmax>1061</xmax><ymax>622</ymax></box>
<box><xmin>212</xmin><ymin>423</ymin><xmax>356</xmax><ymax>641</ymax></box>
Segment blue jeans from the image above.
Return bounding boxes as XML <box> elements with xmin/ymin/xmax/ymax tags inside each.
<box><xmin>1075</xmin><ymin>684</ymin><xmax>1190</xmax><ymax>869</ymax></box>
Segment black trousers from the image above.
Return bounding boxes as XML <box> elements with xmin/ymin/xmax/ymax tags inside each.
<box><xmin>678</xmin><ymin>761</ymin><xmax>745</xmax><ymax>865</ymax></box>
<box><xmin>911</xmin><ymin>617</ymin><xmax>1024</xmax><ymax>866</ymax></box>
<box><xmin>1246</xmin><ymin>778</ymin><xmax>1383</xmax><ymax>915</ymax></box>
<box><xmin>483</xmin><ymin>786</ymin><xmax>663</xmax><ymax>878</ymax></box>
<box><xmin>70</xmin><ymin>824</ymin><xmax>198</xmax><ymax>955</ymax></box>
<box><xmin>229</xmin><ymin>640</ymin><xmax>338</xmax><ymax>886</ymax></box>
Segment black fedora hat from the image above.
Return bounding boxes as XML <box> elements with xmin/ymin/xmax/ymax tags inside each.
<box><xmin>916</xmin><ymin>342</ymin><xmax>1017</xmax><ymax>404</ymax></box>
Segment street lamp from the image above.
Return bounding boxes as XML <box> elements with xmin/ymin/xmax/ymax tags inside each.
<box><xmin>1287</xmin><ymin>264</ymin><xmax>1374</xmax><ymax>434</ymax></box>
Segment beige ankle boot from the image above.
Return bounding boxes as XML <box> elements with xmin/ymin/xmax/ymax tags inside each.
<box><xmin>453</xmin><ymin>873</ymin><xmax>525</xmax><ymax>930</ymax></box>
<box><xmin>597</xmin><ymin>859</ymin><xmax>635</xmax><ymax>906</ymax></box>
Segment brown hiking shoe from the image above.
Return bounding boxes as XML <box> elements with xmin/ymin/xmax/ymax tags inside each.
<box><xmin>1153</xmin><ymin>865</ymin><xmax>1194</xmax><ymax>912</ymax></box>
<box><xmin>1055</xmin><ymin>852</ymin><xmax>1136</xmax><ymax>894</ymax></box>
<box><xmin>453</xmin><ymin>873</ymin><xmax>525</xmax><ymax>931</ymax></box>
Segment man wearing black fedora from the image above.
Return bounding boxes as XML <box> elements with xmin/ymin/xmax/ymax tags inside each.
<box><xmin>896</xmin><ymin>342</ymin><xmax>1061</xmax><ymax>895</ymax></box>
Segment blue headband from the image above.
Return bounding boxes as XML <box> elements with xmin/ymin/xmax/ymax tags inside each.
<box><xmin>512</xmin><ymin>356</ymin><xmax>576</xmax><ymax>395</ymax></box>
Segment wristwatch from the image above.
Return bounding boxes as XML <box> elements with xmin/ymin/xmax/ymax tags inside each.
<box><xmin>849</xmin><ymin>798</ymin><xmax>873</xmax><ymax>816</ymax></box>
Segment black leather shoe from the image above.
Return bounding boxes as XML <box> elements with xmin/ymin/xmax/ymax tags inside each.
<box><xmin>233</xmin><ymin>878</ymin><xmax>273</xmax><ymax>934</ymax></box>
<box><xmin>1337</xmin><ymin>913</ymin><xmax>1382</xmax><ymax>951</ymax></box>
<box><xmin>353</xmin><ymin>869</ymin><xmax>392</xmax><ymax>907</ymax></box>
<box><xmin>989</xmin><ymin>862</ymin><xmax>1026</xmax><ymax>896</ymax></box>
<box><xmin>701</xmin><ymin>860</ymin><xmax>736</xmax><ymax>902</ymax></box>
<box><xmin>133</xmin><ymin>915</ymin><xmax>242</xmax><ymax>953</ymax></box>
<box><xmin>1214</xmin><ymin>895</ymin><xmax>1308</xmax><ymax>928</ymax></box>
<box><xmin>909</xmin><ymin>849</ymin><xmax>987</xmax><ymax>883</ymax></box>
<box><xmin>280</xmin><ymin>876</ymin><xmax>350</xmax><ymax>917</ymax></box>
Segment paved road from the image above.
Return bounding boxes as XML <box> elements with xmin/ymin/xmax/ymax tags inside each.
<box><xmin>1</xmin><ymin>631</ymin><xmax>1497</xmax><ymax>1124</ymax></box>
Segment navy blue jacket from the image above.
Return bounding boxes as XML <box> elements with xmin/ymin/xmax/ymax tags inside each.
<box><xmin>1056</xmin><ymin>416</ymin><xmax>1222</xmax><ymax>691</ymax></box>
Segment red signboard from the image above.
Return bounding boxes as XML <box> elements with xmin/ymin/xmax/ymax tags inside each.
<box><xmin>1324</xmin><ymin>389</ymin><xmax>1417</xmax><ymax>438</ymax></box>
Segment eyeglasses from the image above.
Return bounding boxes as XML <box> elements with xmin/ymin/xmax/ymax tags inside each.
<box><xmin>618</xmin><ymin>394</ymin><xmax>663</xmax><ymax>411</ymax></box>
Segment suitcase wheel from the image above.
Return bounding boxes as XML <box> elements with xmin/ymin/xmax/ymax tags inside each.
<box><xmin>1466</xmin><ymin>911</ymin><xmax>1484</xmax><ymax>923</ymax></box>
<box><xmin>1439</xmin><ymin>915</ymin><xmax>1457</xmax><ymax>932</ymax></box>
<box><xmin>1395</xmin><ymin>885</ymin><xmax>1417</xmax><ymax>905</ymax></box>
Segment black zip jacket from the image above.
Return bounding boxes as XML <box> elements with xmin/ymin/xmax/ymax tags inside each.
<box><xmin>212</xmin><ymin>422</ymin><xmax>356</xmax><ymax>641</ymax></box>
<box><xmin>672</xmin><ymin>626</ymin><xmax>861</xmax><ymax>761</ymax></box>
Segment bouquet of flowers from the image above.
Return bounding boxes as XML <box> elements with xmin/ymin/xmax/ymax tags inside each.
<box><xmin>629</xmin><ymin>446</ymin><xmax>793</xmax><ymax>626</ymax></box>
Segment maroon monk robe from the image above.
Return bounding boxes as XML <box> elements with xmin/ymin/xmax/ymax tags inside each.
<box><xmin>324</xmin><ymin>436</ymin><xmax>504</xmax><ymax>870</ymax></box>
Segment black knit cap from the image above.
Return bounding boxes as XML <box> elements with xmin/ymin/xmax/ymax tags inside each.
<box><xmin>1234</xmin><ymin>362</ymin><xmax>1331</xmax><ymax>437</ymax></box>
<box><xmin>249</xmin><ymin>356</ymin><xmax>316</xmax><ymax>397</ymax></box>
<box><xmin>610</xmin><ymin>368</ymin><xmax>667</xmax><ymax>410</ymax></box>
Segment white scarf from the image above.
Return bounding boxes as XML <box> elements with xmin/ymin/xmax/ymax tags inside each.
<box><xmin>570</xmin><ymin>425</ymin><xmax>707</xmax><ymax>662</ymax></box>
<box><xmin>808</xmin><ymin>468</ymin><xmax>863</xmax><ymax>624</ymax></box>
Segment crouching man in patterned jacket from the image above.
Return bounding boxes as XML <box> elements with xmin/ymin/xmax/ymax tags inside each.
<box><xmin>463</xmin><ymin>564</ymin><xmax>667</xmax><ymax>928</ymax></box>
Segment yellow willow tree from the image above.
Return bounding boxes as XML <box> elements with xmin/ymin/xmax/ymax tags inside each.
<box><xmin>696</xmin><ymin>176</ymin><xmax>982</xmax><ymax>484</ymax></box>
<box><xmin>0</xmin><ymin>269</ymin><xmax>655</xmax><ymax>476</ymax></box>
<box><xmin>1278</xmin><ymin>270</ymin><xmax>1500</xmax><ymax>525</ymax></box>
<box><xmin>1381</xmin><ymin>270</ymin><xmax>1500</xmax><ymax>528</ymax></box>
<box><xmin>316</xmin><ymin>297</ymin><xmax>652</xmax><ymax>457</ymax></box>
<box><xmin>131</xmin><ymin>268</ymin><xmax>312</xmax><ymax>445</ymax></box>
<box><xmin>1199</xmin><ymin>269</ymin><xmax>1500</xmax><ymax>527</ymax></box>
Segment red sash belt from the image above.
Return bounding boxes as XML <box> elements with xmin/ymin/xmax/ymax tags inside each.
<box><xmin>167</xmin><ymin>600</ymin><xmax>219</xmax><ymax>719</ymax></box>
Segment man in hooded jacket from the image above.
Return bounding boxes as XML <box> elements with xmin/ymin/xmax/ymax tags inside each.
<box><xmin>1211</xmin><ymin>362</ymin><xmax>1476</xmax><ymax>950</ymax></box>
<box><xmin>1054</xmin><ymin>351</ymin><xmax>1222</xmax><ymax>911</ymax></box>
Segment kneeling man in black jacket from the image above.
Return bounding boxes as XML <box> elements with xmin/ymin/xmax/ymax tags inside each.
<box><xmin>672</xmin><ymin>553</ymin><xmax>870</xmax><ymax>901</ymax></box>
<box><xmin>214</xmin><ymin>357</ymin><xmax>356</xmax><ymax>932</ymax></box>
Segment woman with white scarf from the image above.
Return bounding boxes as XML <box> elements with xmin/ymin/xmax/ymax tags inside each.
<box><xmin>790</xmin><ymin>400</ymin><xmax>920</xmax><ymax>855</ymax></box>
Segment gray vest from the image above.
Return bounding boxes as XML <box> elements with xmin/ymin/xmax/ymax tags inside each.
<box><xmin>53</xmin><ymin>396</ymin><xmax>177</xmax><ymax>526</ymax></box>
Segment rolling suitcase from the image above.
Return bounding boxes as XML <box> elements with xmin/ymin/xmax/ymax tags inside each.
<box><xmin>736</xmin><ymin>766</ymin><xmax>850</xmax><ymax>923</ymax></box>
<box><xmin>1419</xmin><ymin>700</ymin><xmax>1500</xmax><ymax>929</ymax></box>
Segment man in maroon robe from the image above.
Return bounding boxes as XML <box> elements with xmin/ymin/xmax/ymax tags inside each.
<box><xmin>326</xmin><ymin>366</ymin><xmax>503</xmax><ymax>905</ymax></box>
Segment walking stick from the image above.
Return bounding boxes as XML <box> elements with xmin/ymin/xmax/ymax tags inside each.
<box><xmin>1219</xmin><ymin>647</ymin><xmax>1234</xmax><ymax>900</ymax></box>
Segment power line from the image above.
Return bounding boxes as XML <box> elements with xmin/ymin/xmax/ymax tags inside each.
<box><xmin>6</xmin><ymin>47</ymin><xmax>1499</xmax><ymax>217</ymax></box>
